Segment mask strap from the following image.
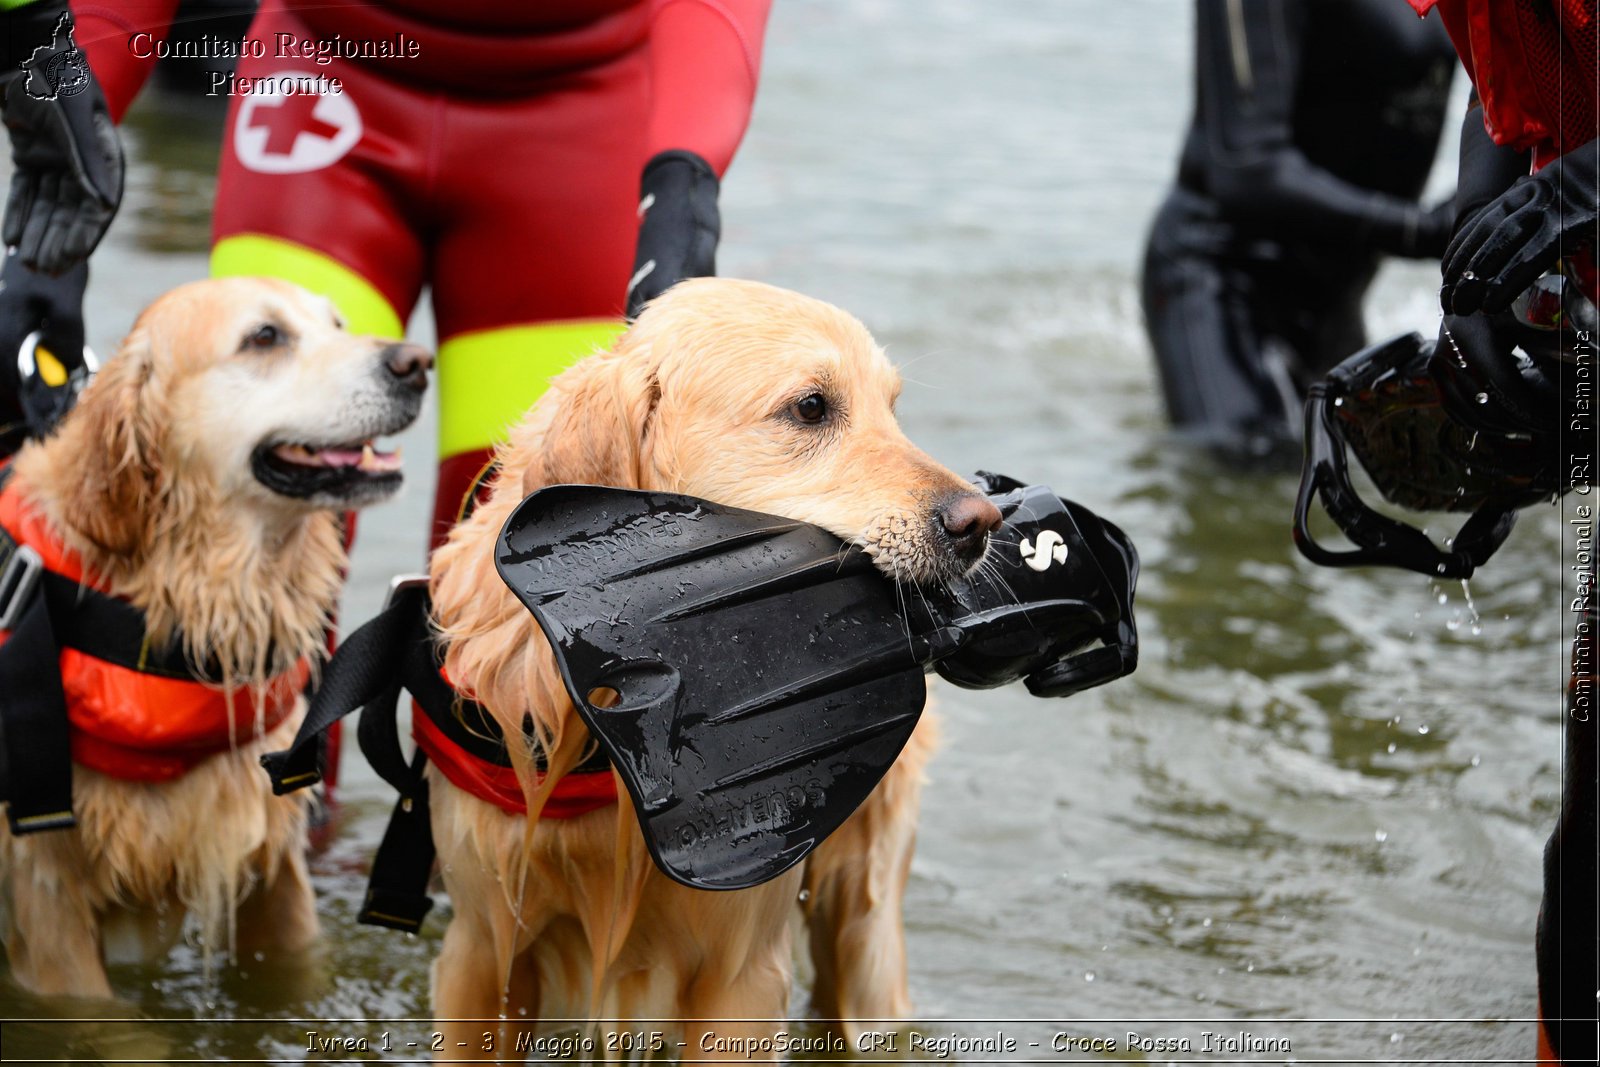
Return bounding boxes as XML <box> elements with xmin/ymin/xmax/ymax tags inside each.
<box><xmin>1293</xmin><ymin>384</ymin><xmax>1517</xmax><ymax>579</ymax></box>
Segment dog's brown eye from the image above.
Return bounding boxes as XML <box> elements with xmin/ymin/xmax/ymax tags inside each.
<box><xmin>244</xmin><ymin>324</ymin><xmax>283</xmax><ymax>351</ymax></box>
<box><xmin>791</xmin><ymin>393</ymin><xmax>828</xmax><ymax>424</ymax></box>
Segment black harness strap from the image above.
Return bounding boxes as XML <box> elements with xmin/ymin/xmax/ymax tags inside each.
<box><xmin>359</xmin><ymin>752</ymin><xmax>436</xmax><ymax>932</ymax></box>
<box><xmin>264</xmin><ymin>571</ymin><xmax>612</xmax><ymax>933</ymax></box>
<box><xmin>0</xmin><ymin>468</ymin><xmax>74</xmax><ymax>832</ymax></box>
<box><xmin>261</xmin><ymin>578</ymin><xmax>440</xmax><ymax>931</ymax></box>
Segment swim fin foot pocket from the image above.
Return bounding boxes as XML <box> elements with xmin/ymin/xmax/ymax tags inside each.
<box><xmin>494</xmin><ymin>477</ymin><xmax>1140</xmax><ymax>890</ymax></box>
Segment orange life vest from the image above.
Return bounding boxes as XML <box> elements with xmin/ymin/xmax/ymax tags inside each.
<box><xmin>0</xmin><ymin>473</ymin><xmax>308</xmax><ymax>783</ymax></box>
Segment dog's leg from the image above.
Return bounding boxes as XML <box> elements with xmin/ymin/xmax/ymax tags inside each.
<box><xmin>235</xmin><ymin>845</ymin><xmax>319</xmax><ymax>957</ymax></box>
<box><xmin>434</xmin><ymin>908</ymin><xmax>532</xmax><ymax>1060</ymax></box>
<box><xmin>6</xmin><ymin>859</ymin><xmax>114</xmax><ymax>997</ymax></box>
<box><xmin>671</xmin><ymin>870</ymin><xmax>801</xmax><ymax>1058</ymax></box>
<box><xmin>682</xmin><ymin>955</ymin><xmax>793</xmax><ymax>1059</ymax></box>
<box><xmin>233</xmin><ymin>844</ymin><xmax>324</xmax><ymax>1006</ymax></box>
<box><xmin>803</xmin><ymin>713</ymin><xmax>937</xmax><ymax>1041</ymax></box>
<box><xmin>428</xmin><ymin>776</ymin><xmax>553</xmax><ymax>1060</ymax></box>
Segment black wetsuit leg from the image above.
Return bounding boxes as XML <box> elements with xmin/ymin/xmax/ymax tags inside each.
<box><xmin>1142</xmin><ymin>196</ymin><xmax>1286</xmax><ymax>449</ymax></box>
<box><xmin>1142</xmin><ymin>192</ymin><xmax>1370</xmax><ymax>455</ymax></box>
<box><xmin>1539</xmin><ymin>575</ymin><xmax>1600</xmax><ymax>1065</ymax></box>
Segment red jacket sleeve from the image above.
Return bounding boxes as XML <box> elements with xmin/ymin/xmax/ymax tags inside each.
<box><xmin>70</xmin><ymin>0</ymin><xmax>179</xmax><ymax>122</ymax></box>
<box><xmin>645</xmin><ymin>0</ymin><xmax>771</xmax><ymax>176</ymax></box>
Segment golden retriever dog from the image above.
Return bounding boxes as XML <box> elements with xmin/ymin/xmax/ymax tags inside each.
<box><xmin>428</xmin><ymin>277</ymin><xmax>1002</xmax><ymax>1051</ymax></box>
<box><xmin>0</xmin><ymin>277</ymin><xmax>429</xmax><ymax>997</ymax></box>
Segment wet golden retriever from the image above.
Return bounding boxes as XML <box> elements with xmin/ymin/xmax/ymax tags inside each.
<box><xmin>428</xmin><ymin>278</ymin><xmax>1002</xmax><ymax>1051</ymax></box>
<box><xmin>0</xmin><ymin>277</ymin><xmax>428</xmax><ymax>996</ymax></box>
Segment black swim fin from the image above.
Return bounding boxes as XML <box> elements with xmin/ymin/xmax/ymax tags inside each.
<box><xmin>495</xmin><ymin>479</ymin><xmax>1139</xmax><ymax>891</ymax></box>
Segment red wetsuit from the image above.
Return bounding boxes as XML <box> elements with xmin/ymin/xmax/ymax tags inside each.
<box><xmin>68</xmin><ymin>0</ymin><xmax>768</xmax><ymax>809</ymax></box>
<box><xmin>1408</xmin><ymin>5</ymin><xmax>1598</xmax><ymax>1062</ymax></box>
<box><xmin>1409</xmin><ymin>0</ymin><xmax>1596</xmax><ymax>167</ymax></box>
<box><xmin>72</xmin><ymin>0</ymin><xmax>769</xmax><ymax>541</ymax></box>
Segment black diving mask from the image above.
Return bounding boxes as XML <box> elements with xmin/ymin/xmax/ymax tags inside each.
<box><xmin>1295</xmin><ymin>270</ymin><xmax>1591</xmax><ymax>579</ymax></box>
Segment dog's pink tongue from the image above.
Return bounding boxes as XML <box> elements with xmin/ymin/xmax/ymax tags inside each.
<box><xmin>273</xmin><ymin>442</ymin><xmax>401</xmax><ymax>471</ymax></box>
<box><xmin>318</xmin><ymin>447</ymin><xmax>364</xmax><ymax>467</ymax></box>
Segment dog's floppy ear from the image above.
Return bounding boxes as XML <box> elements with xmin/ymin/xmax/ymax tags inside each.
<box><xmin>521</xmin><ymin>347</ymin><xmax>661</xmax><ymax>493</ymax></box>
<box><xmin>54</xmin><ymin>330</ymin><xmax>167</xmax><ymax>556</ymax></box>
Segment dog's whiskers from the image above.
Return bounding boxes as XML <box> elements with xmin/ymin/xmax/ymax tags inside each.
<box><xmin>975</xmin><ymin>554</ymin><xmax>1023</xmax><ymax>608</ymax></box>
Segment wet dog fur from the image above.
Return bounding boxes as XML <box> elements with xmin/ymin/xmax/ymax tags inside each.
<box><xmin>428</xmin><ymin>278</ymin><xmax>1004</xmax><ymax>1050</ymax></box>
<box><xmin>0</xmin><ymin>277</ymin><xmax>426</xmax><ymax>996</ymax></box>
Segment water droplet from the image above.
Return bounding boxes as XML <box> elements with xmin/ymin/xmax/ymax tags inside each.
<box><xmin>1460</xmin><ymin>580</ymin><xmax>1481</xmax><ymax>631</ymax></box>
<box><xmin>1084</xmin><ymin>971</ymin><xmax>1096</xmax><ymax>982</ymax></box>
<box><xmin>1417</xmin><ymin>723</ymin><xmax>1430</xmax><ymax>734</ymax></box>
<box><xmin>1470</xmin><ymin>754</ymin><xmax>1481</xmax><ymax>767</ymax></box>
<box><xmin>797</xmin><ymin>888</ymin><xmax>810</xmax><ymax>903</ymax></box>
<box><xmin>1390</xmin><ymin>1033</ymin><xmax>1403</xmax><ymax>1044</ymax></box>
<box><xmin>1471</xmin><ymin>623</ymin><xmax>1483</xmax><ymax>635</ymax></box>
<box><xmin>1201</xmin><ymin>917</ymin><xmax>1212</xmax><ymax>927</ymax></box>
<box><xmin>1475</xmin><ymin>392</ymin><xmax>1489</xmax><ymax>404</ymax></box>
<box><xmin>1374</xmin><ymin>829</ymin><xmax>1388</xmax><ymax>842</ymax></box>
<box><xmin>1387</xmin><ymin>742</ymin><xmax>1397</xmax><ymax>754</ymax></box>
<box><xmin>1446</xmin><ymin>617</ymin><xmax>1461</xmax><ymax>631</ymax></box>
<box><xmin>1333</xmin><ymin>396</ymin><xmax>1344</xmax><ymax>407</ymax></box>
<box><xmin>1246</xmin><ymin>963</ymin><xmax>1254</xmax><ymax>972</ymax></box>
<box><xmin>253</xmin><ymin>951</ymin><xmax>265</xmax><ymax>962</ymax></box>
<box><xmin>1437</xmin><ymin>593</ymin><xmax>1449</xmax><ymax>605</ymax></box>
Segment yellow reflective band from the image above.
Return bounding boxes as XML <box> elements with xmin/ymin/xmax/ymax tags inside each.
<box><xmin>210</xmin><ymin>235</ymin><xmax>405</xmax><ymax>339</ymax></box>
<box><xmin>33</xmin><ymin>346</ymin><xmax>66</xmax><ymax>387</ymax></box>
<box><xmin>438</xmin><ymin>320</ymin><xmax>624</xmax><ymax>460</ymax></box>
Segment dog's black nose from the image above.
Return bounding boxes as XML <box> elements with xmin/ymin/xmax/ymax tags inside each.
<box><xmin>382</xmin><ymin>343</ymin><xmax>433</xmax><ymax>391</ymax></box>
<box><xmin>936</xmin><ymin>491</ymin><xmax>1004</xmax><ymax>563</ymax></box>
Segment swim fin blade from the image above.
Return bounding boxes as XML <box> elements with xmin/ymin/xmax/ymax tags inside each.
<box><xmin>495</xmin><ymin>485</ymin><xmax>929</xmax><ymax>891</ymax></box>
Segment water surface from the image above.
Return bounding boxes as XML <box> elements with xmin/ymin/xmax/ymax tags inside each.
<box><xmin>1</xmin><ymin>4</ymin><xmax>1564</xmax><ymax>1062</ymax></box>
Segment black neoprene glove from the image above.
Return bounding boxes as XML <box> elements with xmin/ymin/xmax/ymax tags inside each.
<box><xmin>1403</xmin><ymin>199</ymin><xmax>1458</xmax><ymax>260</ymax></box>
<box><xmin>0</xmin><ymin>5</ymin><xmax>123</xmax><ymax>276</ymax></box>
<box><xmin>625</xmin><ymin>150</ymin><xmax>719</xmax><ymax>320</ymax></box>
<box><xmin>1441</xmin><ymin>138</ymin><xmax>1599</xmax><ymax>316</ymax></box>
<box><xmin>0</xmin><ymin>254</ymin><xmax>89</xmax><ymax>458</ymax></box>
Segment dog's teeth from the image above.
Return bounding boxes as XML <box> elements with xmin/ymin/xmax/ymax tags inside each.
<box><xmin>362</xmin><ymin>443</ymin><xmax>376</xmax><ymax>464</ymax></box>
